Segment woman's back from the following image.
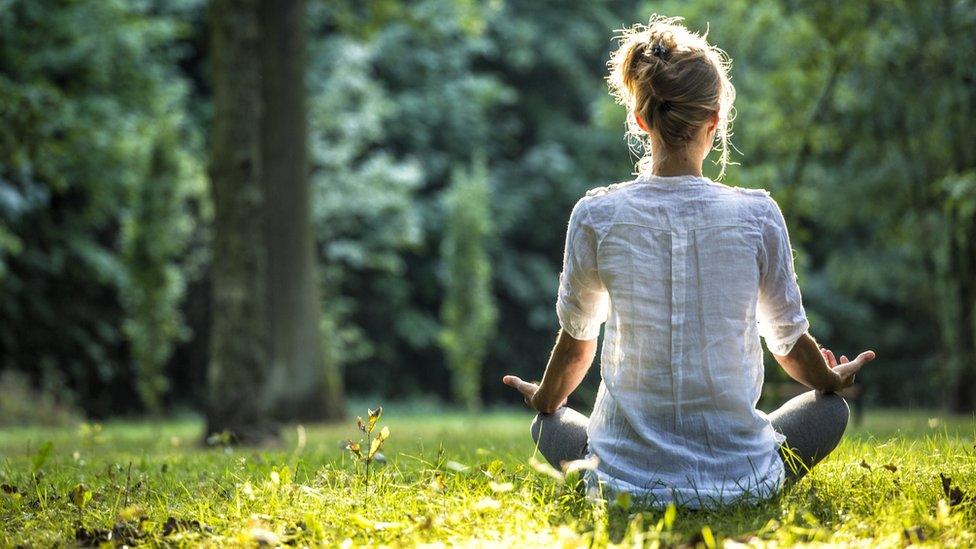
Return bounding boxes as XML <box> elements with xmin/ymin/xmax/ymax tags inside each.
<box><xmin>505</xmin><ymin>15</ymin><xmax>869</xmax><ymax>510</ymax></box>
<box><xmin>559</xmin><ymin>173</ymin><xmax>808</xmax><ymax>505</ymax></box>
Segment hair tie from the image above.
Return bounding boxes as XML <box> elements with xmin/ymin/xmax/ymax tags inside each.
<box><xmin>650</xmin><ymin>42</ymin><xmax>670</xmax><ymax>61</ymax></box>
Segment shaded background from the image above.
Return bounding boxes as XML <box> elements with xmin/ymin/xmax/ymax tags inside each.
<box><xmin>1</xmin><ymin>0</ymin><xmax>974</xmax><ymax>424</ymax></box>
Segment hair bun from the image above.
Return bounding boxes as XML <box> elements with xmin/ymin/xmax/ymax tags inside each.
<box><xmin>606</xmin><ymin>14</ymin><xmax>737</xmax><ymax>179</ymax></box>
<box><xmin>650</xmin><ymin>42</ymin><xmax>671</xmax><ymax>61</ymax></box>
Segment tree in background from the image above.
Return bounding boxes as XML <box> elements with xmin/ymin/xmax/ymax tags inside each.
<box><xmin>260</xmin><ymin>0</ymin><xmax>344</xmax><ymax>421</ymax></box>
<box><xmin>439</xmin><ymin>157</ymin><xmax>497</xmax><ymax>410</ymax></box>
<box><xmin>206</xmin><ymin>0</ymin><xmax>276</xmax><ymax>442</ymax></box>
<box><xmin>4</xmin><ymin>0</ymin><xmax>974</xmax><ymax>415</ymax></box>
<box><xmin>207</xmin><ymin>0</ymin><xmax>344</xmax><ymax>441</ymax></box>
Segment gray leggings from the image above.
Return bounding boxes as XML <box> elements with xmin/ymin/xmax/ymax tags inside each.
<box><xmin>530</xmin><ymin>390</ymin><xmax>850</xmax><ymax>482</ymax></box>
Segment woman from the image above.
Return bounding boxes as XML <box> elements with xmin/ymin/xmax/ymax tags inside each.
<box><xmin>502</xmin><ymin>16</ymin><xmax>876</xmax><ymax>508</ymax></box>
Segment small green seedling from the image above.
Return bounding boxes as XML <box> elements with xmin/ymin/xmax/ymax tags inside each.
<box><xmin>69</xmin><ymin>483</ymin><xmax>92</xmax><ymax>525</ymax></box>
<box><xmin>346</xmin><ymin>406</ymin><xmax>390</xmax><ymax>494</ymax></box>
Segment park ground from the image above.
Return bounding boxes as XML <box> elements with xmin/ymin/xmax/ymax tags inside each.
<box><xmin>0</xmin><ymin>405</ymin><xmax>974</xmax><ymax>547</ymax></box>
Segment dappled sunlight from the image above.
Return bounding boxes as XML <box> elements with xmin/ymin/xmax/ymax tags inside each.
<box><xmin>1</xmin><ymin>409</ymin><xmax>973</xmax><ymax>546</ymax></box>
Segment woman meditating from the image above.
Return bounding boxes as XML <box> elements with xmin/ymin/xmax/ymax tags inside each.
<box><xmin>502</xmin><ymin>16</ymin><xmax>876</xmax><ymax>507</ymax></box>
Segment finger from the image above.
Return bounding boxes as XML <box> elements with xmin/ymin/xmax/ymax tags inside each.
<box><xmin>503</xmin><ymin>376</ymin><xmax>536</xmax><ymax>399</ymax></box>
<box><xmin>505</xmin><ymin>377</ymin><xmax>538</xmax><ymax>398</ymax></box>
<box><xmin>834</xmin><ymin>351</ymin><xmax>875</xmax><ymax>378</ymax></box>
<box><xmin>820</xmin><ymin>347</ymin><xmax>831</xmax><ymax>364</ymax></box>
<box><xmin>502</xmin><ymin>375</ymin><xmax>522</xmax><ymax>387</ymax></box>
<box><xmin>833</xmin><ymin>361</ymin><xmax>861</xmax><ymax>378</ymax></box>
<box><xmin>840</xmin><ymin>355</ymin><xmax>849</xmax><ymax>364</ymax></box>
<box><xmin>825</xmin><ymin>349</ymin><xmax>837</xmax><ymax>368</ymax></box>
<box><xmin>518</xmin><ymin>381</ymin><xmax>540</xmax><ymax>397</ymax></box>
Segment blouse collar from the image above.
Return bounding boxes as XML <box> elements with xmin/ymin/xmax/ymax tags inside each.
<box><xmin>634</xmin><ymin>172</ymin><xmax>712</xmax><ymax>186</ymax></box>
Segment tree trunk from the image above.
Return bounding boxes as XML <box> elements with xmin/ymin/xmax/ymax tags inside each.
<box><xmin>205</xmin><ymin>0</ymin><xmax>278</xmax><ymax>443</ymax></box>
<box><xmin>259</xmin><ymin>0</ymin><xmax>344</xmax><ymax>421</ymax></box>
<box><xmin>207</xmin><ymin>0</ymin><xmax>344</xmax><ymax>438</ymax></box>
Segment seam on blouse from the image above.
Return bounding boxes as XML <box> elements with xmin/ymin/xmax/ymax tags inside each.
<box><xmin>580</xmin><ymin>198</ymin><xmax>610</xmax><ymax>292</ymax></box>
<box><xmin>758</xmin><ymin>197</ymin><xmax>774</xmax><ymax>286</ymax></box>
<box><xmin>691</xmin><ymin>228</ymin><xmax>718</xmax><ymax>458</ymax></box>
<box><xmin>596</xmin><ymin>221</ymin><xmax>754</xmax><ymax>235</ymax></box>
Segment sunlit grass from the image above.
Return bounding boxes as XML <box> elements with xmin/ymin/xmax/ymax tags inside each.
<box><xmin>0</xmin><ymin>407</ymin><xmax>973</xmax><ymax>546</ymax></box>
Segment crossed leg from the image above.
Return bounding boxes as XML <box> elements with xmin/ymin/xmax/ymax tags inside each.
<box><xmin>769</xmin><ymin>390</ymin><xmax>850</xmax><ymax>480</ymax></box>
<box><xmin>530</xmin><ymin>407</ymin><xmax>589</xmax><ymax>468</ymax></box>
<box><xmin>529</xmin><ymin>390</ymin><xmax>850</xmax><ymax>481</ymax></box>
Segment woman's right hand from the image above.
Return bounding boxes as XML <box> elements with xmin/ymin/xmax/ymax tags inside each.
<box><xmin>820</xmin><ymin>347</ymin><xmax>876</xmax><ymax>391</ymax></box>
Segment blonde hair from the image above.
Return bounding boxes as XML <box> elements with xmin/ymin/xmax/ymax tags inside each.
<box><xmin>607</xmin><ymin>15</ymin><xmax>736</xmax><ymax>179</ymax></box>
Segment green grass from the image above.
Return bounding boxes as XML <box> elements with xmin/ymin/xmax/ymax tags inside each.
<box><xmin>0</xmin><ymin>407</ymin><xmax>974</xmax><ymax>547</ymax></box>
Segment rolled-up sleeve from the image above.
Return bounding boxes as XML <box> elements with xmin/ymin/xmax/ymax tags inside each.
<box><xmin>757</xmin><ymin>197</ymin><xmax>809</xmax><ymax>355</ymax></box>
<box><xmin>556</xmin><ymin>198</ymin><xmax>610</xmax><ymax>340</ymax></box>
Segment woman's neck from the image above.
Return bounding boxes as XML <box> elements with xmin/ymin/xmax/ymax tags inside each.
<box><xmin>651</xmin><ymin>150</ymin><xmax>704</xmax><ymax>178</ymax></box>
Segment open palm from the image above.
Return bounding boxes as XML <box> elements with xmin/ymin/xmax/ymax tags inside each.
<box><xmin>820</xmin><ymin>348</ymin><xmax>876</xmax><ymax>390</ymax></box>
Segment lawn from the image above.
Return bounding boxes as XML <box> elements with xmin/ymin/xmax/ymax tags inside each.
<box><xmin>0</xmin><ymin>405</ymin><xmax>974</xmax><ymax>547</ymax></box>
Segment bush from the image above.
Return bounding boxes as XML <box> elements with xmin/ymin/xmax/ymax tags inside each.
<box><xmin>0</xmin><ymin>370</ymin><xmax>83</xmax><ymax>427</ymax></box>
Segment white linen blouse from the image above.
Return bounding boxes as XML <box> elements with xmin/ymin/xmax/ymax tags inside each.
<box><xmin>556</xmin><ymin>172</ymin><xmax>809</xmax><ymax>507</ymax></box>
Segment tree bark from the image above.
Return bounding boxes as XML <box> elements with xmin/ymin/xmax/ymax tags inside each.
<box><xmin>260</xmin><ymin>0</ymin><xmax>344</xmax><ymax>421</ymax></box>
<box><xmin>205</xmin><ymin>0</ymin><xmax>278</xmax><ymax>443</ymax></box>
<box><xmin>207</xmin><ymin>0</ymin><xmax>344</xmax><ymax>439</ymax></box>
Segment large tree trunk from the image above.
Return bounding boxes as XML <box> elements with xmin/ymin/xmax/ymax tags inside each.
<box><xmin>205</xmin><ymin>0</ymin><xmax>278</xmax><ymax>443</ymax></box>
<box><xmin>206</xmin><ymin>0</ymin><xmax>344</xmax><ymax>440</ymax></box>
<box><xmin>260</xmin><ymin>0</ymin><xmax>344</xmax><ymax>420</ymax></box>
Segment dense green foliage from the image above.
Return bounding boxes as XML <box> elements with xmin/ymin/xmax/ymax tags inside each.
<box><xmin>0</xmin><ymin>0</ymin><xmax>207</xmax><ymax>415</ymax></box>
<box><xmin>1</xmin><ymin>0</ymin><xmax>975</xmax><ymax>414</ymax></box>
<box><xmin>440</xmin><ymin>157</ymin><xmax>497</xmax><ymax>410</ymax></box>
<box><xmin>0</xmin><ymin>409</ymin><xmax>973</xmax><ymax>545</ymax></box>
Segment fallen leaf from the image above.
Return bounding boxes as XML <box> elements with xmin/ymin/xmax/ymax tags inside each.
<box><xmin>859</xmin><ymin>460</ymin><xmax>872</xmax><ymax>471</ymax></box>
<box><xmin>939</xmin><ymin>473</ymin><xmax>965</xmax><ymax>506</ymax></box>
<box><xmin>162</xmin><ymin>516</ymin><xmax>210</xmax><ymax>536</ymax></box>
<box><xmin>75</xmin><ymin>526</ymin><xmax>110</xmax><ymax>547</ymax></box>
<box><xmin>75</xmin><ymin>522</ymin><xmax>145</xmax><ymax>547</ymax></box>
<box><xmin>881</xmin><ymin>463</ymin><xmax>897</xmax><ymax>473</ymax></box>
<box><xmin>903</xmin><ymin>525</ymin><xmax>927</xmax><ymax>542</ymax></box>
